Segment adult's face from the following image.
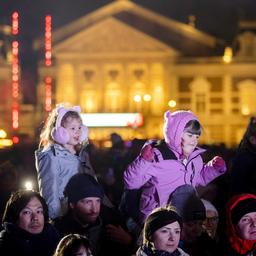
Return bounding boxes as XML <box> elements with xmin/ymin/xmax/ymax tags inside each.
<box><xmin>202</xmin><ymin>210</ymin><xmax>219</xmax><ymax>238</ymax></box>
<box><xmin>71</xmin><ymin>197</ymin><xmax>101</xmax><ymax>225</ymax></box>
<box><xmin>181</xmin><ymin>220</ymin><xmax>204</xmax><ymax>242</ymax></box>
<box><xmin>236</xmin><ymin>212</ymin><xmax>256</xmax><ymax>240</ymax></box>
<box><xmin>151</xmin><ymin>221</ymin><xmax>181</xmax><ymax>253</ymax></box>
<box><xmin>18</xmin><ymin>196</ymin><xmax>44</xmax><ymax>234</ymax></box>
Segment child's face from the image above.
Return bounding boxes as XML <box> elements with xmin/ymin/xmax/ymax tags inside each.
<box><xmin>63</xmin><ymin>117</ymin><xmax>83</xmax><ymax>146</ymax></box>
<box><xmin>181</xmin><ymin>132</ymin><xmax>199</xmax><ymax>157</ymax></box>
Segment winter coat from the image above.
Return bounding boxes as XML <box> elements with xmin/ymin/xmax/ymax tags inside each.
<box><xmin>53</xmin><ymin>205</ymin><xmax>135</xmax><ymax>256</ymax></box>
<box><xmin>124</xmin><ymin>111</ymin><xmax>226</xmax><ymax>222</ymax></box>
<box><xmin>225</xmin><ymin>194</ymin><xmax>256</xmax><ymax>256</ymax></box>
<box><xmin>35</xmin><ymin>143</ymin><xmax>95</xmax><ymax>219</ymax></box>
<box><xmin>136</xmin><ymin>244</ymin><xmax>189</xmax><ymax>256</ymax></box>
<box><xmin>0</xmin><ymin>222</ymin><xmax>60</xmax><ymax>256</ymax></box>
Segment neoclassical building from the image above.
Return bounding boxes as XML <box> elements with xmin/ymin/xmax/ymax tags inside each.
<box><xmin>35</xmin><ymin>0</ymin><xmax>256</xmax><ymax>146</ymax></box>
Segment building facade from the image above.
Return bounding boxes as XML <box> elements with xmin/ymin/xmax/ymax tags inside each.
<box><xmin>35</xmin><ymin>1</ymin><xmax>256</xmax><ymax>147</ymax></box>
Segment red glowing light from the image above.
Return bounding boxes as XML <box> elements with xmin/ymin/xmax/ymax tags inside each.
<box><xmin>12</xmin><ymin>12</ymin><xmax>19</xmax><ymax>35</ymax></box>
<box><xmin>11</xmin><ymin>37</ymin><xmax>19</xmax><ymax>131</ymax></box>
<box><xmin>12</xmin><ymin>108</ymin><xmax>19</xmax><ymax>129</ymax></box>
<box><xmin>45</xmin><ymin>15</ymin><xmax>52</xmax><ymax>67</ymax></box>
<box><xmin>12</xmin><ymin>136</ymin><xmax>19</xmax><ymax>144</ymax></box>
<box><xmin>45</xmin><ymin>76</ymin><xmax>52</xmax><ymax>111</ymax></box>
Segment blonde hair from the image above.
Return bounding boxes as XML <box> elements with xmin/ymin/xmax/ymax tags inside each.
<box><xmin>39</xmin><ymin>103</ymin><xmax>82</xmax><ymax>148</ymax></box>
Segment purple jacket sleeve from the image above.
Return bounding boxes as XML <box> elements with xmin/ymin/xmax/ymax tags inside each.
<box><xmin>197</xmin><ymin>158</ymin><xmax>227</xmax><ymax>186</ymax></box>
<box><xmin>123</xmin><ymin>156</ymin><xmax>154</xmax><ymax>189</ymax></box>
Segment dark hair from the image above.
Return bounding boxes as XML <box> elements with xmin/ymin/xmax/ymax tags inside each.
<box><xmin>184</xmin><ymin>119</ymin><xmax>201</xmax><ymax>135</ymax></box>
<box><xmin>143</xmin><ymin>206</ymin><xmax>182</xmax><ymax>243</ymax></box>
<box><xmin>2</xmin><ymin>190</ymin><xmax>49</xmax><ymax>224</ymax></box>
<box><xmin>53</xmin><ymin>234</ymin><xmax>92</xmax><ymax>256</ymax></box>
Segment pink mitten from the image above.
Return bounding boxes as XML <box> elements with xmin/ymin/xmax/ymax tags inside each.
<box><xmin>212</xmin><ymin>156</ymin><xmax>226</xmax><ymax>173</ymax></box>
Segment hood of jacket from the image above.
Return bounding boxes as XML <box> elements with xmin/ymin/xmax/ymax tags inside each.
<box><xmin>163</xmin><ymin>110</ymin><xmax>199</xmax><ymax>155</ymax></box>
<box><xmin>226</xmin><ymin>193</ymin><xmax>256</xmax><ymax>255</ymax></box>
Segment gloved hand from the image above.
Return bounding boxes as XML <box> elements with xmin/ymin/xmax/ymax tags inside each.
<box><xmin>211</xmin><ymin>156</ymin><xmax>226</xmax><ymax>173</ymax></box>
<box><xmin>140</xmin><ymin>144</ymin><xmax>154</xmax><ymax>162</ymax></box>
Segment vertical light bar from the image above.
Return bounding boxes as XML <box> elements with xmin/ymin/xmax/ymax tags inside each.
<box><xmin>12</xmin><ymin>41</ymin><xmax>19</xmax><ymax>99</ymax></box>
<box><xmin>12</xmin><ymin>12</ymin><xmax>19</xmax><ymax>35</ymax></box>
<box><xmin>45</xmin><ymin>15</ymin><xmax>52</xmax><ymax>67</ymax></box>
<box><xmin>44</xmin><ymin>15</ymin><xmax>52</xmax><ymax>112</ymax></box>
<box><xmin>12</xmin><ymin>103</ymin><xmax>19</xmax><ymax>129</ymax></box>
<box><xmin>45</xmin><ymin>76</ymin><xmax>52</xmax><ymax>111</ymax></box>
<box><xmin>11</xmin><ymin>11</ymin><xmax>19</xmax><ymax>131</ymax></box>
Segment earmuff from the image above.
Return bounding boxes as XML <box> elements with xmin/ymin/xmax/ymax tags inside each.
<box><xmin>51</xmin><ymin>106</ymin><xmax>88</xmax><ymax>145</ymax></box>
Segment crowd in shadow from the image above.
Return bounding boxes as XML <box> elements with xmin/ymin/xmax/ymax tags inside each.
<box><xmin>0</xmin><ymin>109</ymin><xmax>255</xmax><ymax>256</ymax></box>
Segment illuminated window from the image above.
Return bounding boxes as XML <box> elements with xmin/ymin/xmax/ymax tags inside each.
<box><xmin>196</xmin><ymin>93</ymin><xmax>206</xmax><ymax>113</ymax></box>
<box><xmin>105</xmin><ymin>89</ymin><xmax>121</xmax><ymax>112</ymax></box>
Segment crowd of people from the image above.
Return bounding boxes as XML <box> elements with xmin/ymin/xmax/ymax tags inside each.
<box><xmin>0</xmin><ymin>103</ymin><xmax>255</xmax><ymax>256</ymax></box>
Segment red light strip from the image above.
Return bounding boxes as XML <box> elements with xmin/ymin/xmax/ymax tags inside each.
<box><xmin>12</xmin><ymin>12</ymin><xmax>19</xmax><ymax>35</ymax></box>
<box><xmin>45</xmin><ymin>76</ymin><xmax>52</xmax><ymax>111</ymax></box>
<box><xmin>12</xmin><ymin>40</ymin><xmax>19</xmax><ymax>129</ymax></box>
<box><xmin>45</xmin><ymin>15</ymin><xmax>52</xmax><ymax>66</ymax></box>
<box><xmin>11</xmin><ymin>11</ymin><xmax>19</xmax><ymax>130</ymax></box>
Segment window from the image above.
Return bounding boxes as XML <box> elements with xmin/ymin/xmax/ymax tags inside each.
<box><xmin>196</xmin><ymin>93</ymin><xmax>206</xmax><ymax>113</ymax></box>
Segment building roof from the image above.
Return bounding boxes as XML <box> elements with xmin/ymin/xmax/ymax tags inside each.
<box><xmin>35</xmin><ymin>0</ymin><xmax>225</xmax><ymax>57</ymax></box>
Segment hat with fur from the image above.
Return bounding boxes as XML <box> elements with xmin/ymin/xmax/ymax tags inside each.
<box><xmin>169</xmin><ymin>184</ymin><xmax>206</xmax><ymax>222</ymax></box>
<box><xmin>163</xmin><ymin>110</ymin><xmax>199</xmax><ymax>154</ymax></box>
<box><xmin>201</xmin><ymin>199</ymin><xmax>218</xmax><ymax>216</ymax></box>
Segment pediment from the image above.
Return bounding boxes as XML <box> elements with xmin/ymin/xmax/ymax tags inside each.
<box><xmin>54</xmin><ymin>17</ymin><xmax>179</xmax><ymax>57</ymax></box>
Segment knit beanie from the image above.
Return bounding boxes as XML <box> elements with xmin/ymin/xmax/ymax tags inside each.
<box><xmin>64</xmin><ymin>173</ymin><xmax>104</xmax><ymax>204</ymax></box>
<box><xmin>144</xmin><ymin>208</ymin><xmax>182</xmax><ymax>242</ymax></box>
<box><xmin>169</xmin><ymin>184</ymin><xmax>206</xmax><ymax>222</ymax></box>
<box><xmin>231</xmin><ymin>197</ymin><xmax>256</xmax><ymax>225</ymax></box>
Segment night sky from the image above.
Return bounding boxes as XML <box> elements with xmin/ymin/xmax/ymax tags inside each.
<box><xmin>1</xmin><ymin>0</ymin><xmax>256</xmax><ymax>42</ymax></box>
<box><xmin>0</xmin><ymin>0</ymin><xmax>255</xmax><ymax>102</ymax></box>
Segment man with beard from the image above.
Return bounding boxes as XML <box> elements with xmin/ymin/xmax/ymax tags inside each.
<box><xmin>53</xmin><ymin>173</ymin><xmax>135</xmax><ymax>256</ymax></box>
<box><xmin>0</xmin><ymin>190</ymin><xmax>59</xmax><ymax>256</ymax></box>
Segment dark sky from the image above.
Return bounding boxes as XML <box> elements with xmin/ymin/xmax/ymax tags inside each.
<box><xmin>1</xmin><ymin>0</ymin><xmax>256</xmax><ymax>42</ymax></box>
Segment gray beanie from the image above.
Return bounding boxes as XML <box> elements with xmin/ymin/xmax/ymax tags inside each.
<box><xmin>169</xmin><ymin>184</ymin><xmax>206</xmax><ymax>222</ymax></box>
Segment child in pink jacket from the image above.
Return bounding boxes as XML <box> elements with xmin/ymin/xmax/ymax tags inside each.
<box><xmin>124</xmin><ymin>110</ymin><xmax>226</xmax><ymax>223</ymax></box>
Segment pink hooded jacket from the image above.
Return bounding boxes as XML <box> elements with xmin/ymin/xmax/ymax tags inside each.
<box><xmin>124</xmin><ymin>110</ymin><xmax>226</xmax><ymax>222</ymax></box>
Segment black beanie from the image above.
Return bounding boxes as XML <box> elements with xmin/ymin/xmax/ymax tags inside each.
<box><xmin>144</xmin><ymin>209</ymin><xmax>182</xmax><ymax>241</ymax></box>
<box><xmin>64</xmin><ymin>173</ymin><xmax>104</xmax><ymax>204</ymax></box>
<box><xmin>231</xmin><ymin>198</ymin><xmax>256</xmax><ymax>225</ymax></box>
